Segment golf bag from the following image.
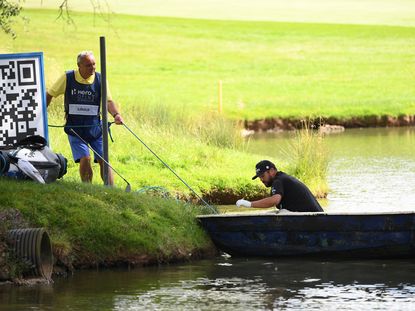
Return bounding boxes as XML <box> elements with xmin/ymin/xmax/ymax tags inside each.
<box><xmin>0</xmin><ymin>135</ymin><xmax>67</xmax><ymax>183</ymax></box>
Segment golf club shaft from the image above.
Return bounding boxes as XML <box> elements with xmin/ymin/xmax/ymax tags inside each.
<box><xmin>122</xmin><ymin>123</ymin><xmax>216</xmax><ymax>212</ymax></box>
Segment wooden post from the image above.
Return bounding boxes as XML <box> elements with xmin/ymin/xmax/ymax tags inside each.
<box><xmin>218</xmin><ymin>80</ymin><xmax>223</xmax><ymax>113</ymax></box>
<box><xmin>100</xmin><ymin>36</ymin><xmax>110</xmax><ymax>186</ymax></box>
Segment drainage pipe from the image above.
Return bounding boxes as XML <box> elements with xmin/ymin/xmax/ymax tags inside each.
<box><xmin>7</xmin><ymin>228</ymin><xmax>53</xmax><ymax>279</ymax></box>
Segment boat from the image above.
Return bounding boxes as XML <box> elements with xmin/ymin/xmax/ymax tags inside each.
<box><xmin>197</xmin><ymin>210</ymin><xmax>415</xmax><ymax>258</ymax></box>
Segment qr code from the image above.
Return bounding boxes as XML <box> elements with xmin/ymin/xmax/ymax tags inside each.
<box><xmin>0</xmin><ymin>54</ymin><xmax>47</xmax><ymax>147</ymax></box>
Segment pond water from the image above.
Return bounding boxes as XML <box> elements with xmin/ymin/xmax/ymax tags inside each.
<box><xmin>1</xmin><ymin>127</ymin><xmax>415</xmax><ymax>310</ymax></box>
<box><xmin>2</xmin><ymin>257</ymin><xmax>415</xmax><ymax>310</ymax></box>
<box><xmin>247</xmin><ymin>127</ymin><xmax>415</xmax><ymax>212</ymax></box>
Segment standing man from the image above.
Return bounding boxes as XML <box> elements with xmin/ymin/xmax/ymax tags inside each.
<box><xmin>46</xmin><ymin>51</ymin><xmax>123</xmax><ymax>185</ymax></box>
<box><xmin>236</xmin><ymin>160</ymin><xmax>323</xmax><ymax>212</ymax></box>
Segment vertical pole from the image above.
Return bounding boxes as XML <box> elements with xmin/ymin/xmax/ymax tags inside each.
<box><xmin>218</xmin><ymin>80</ymin><xmax>222</xmax><ymax>113</ymax></box>
<box><xmin>100</xmin><ymin>36</ymin><xmax>110</xmax><ymax>186</ymax></box>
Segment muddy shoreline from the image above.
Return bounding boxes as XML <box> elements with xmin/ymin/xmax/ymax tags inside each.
<box><xmin>0</xmin><ymin>241</ymin><xmax>218</xmax><ymax>285</ymax></box>
<box><xmin>244</xmin><ymin>115</ymin><xmax>415</xmax><ymax>131</ymax></box>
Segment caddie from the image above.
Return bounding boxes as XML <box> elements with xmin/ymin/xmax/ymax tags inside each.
<box><xmin>46</xmin><ymin>51</ymin><xmax>123</xmax><ymax>185</ymax></box>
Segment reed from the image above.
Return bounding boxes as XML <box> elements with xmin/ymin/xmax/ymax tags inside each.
<box><xmin>285</xmin><ymin>121</ymin><xmax>329</xmax><ymax>198</ymax></box>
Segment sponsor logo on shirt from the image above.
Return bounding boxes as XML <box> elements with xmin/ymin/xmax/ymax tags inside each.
<box><xmin>71</xmin><ymin>88</ymin><xmax>96</xmax><ymax>102</ymax></box>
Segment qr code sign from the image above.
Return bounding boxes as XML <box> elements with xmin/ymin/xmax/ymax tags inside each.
<box><xmin>0</xmin><ymin>53</ymin><xmax>48</xmax><ymax>147</ymax></box>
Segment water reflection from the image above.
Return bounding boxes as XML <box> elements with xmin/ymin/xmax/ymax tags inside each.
<box><xmin>113</xmin><ymin>258</ymin><xmax>415</xmax><ymax>311</ymax></box>
<box><xmin>2</xmin><ymin>257</ymin><xmax>415</xmax><ymax>310</ymax></box>
<box><xmin>247</xmin><ymin>127</ymin><xmax>415</xmax><ymax>212</ymax></box>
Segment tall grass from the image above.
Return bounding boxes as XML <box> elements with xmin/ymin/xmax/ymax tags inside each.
<box><xmin>185</xmin><ymin>114</ymin><xmax>246</xmax><ymax>150</ymax></box>
<box><xmin>129</xmin><ymin>101</ymin><xmax>247</xmax><ymax>150</ymax></box>
<box><xmin>285</xmin><ymin>121</ymin><xmax>329</xmax><ymax>198</ymax></box>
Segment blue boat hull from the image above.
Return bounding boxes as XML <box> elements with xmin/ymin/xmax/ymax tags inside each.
<box><xmin>197</xmin><ymin>212</ymin><xmax>415</xmax><ymax>258</ymax></box>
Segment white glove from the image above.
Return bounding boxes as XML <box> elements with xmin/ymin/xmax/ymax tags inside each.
<box><xmin>236</xmin><ymin>199</ymin><xmax>252</xmax><ymax>208</ymax></box>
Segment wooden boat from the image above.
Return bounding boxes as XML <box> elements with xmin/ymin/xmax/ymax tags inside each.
<box><xmin>197</xmin><ymin>210</ymin><xmax>415</xmax><ymax>258</ymax></box>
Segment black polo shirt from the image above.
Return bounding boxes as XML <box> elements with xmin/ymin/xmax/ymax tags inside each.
<box><xmin>271</xmin><ymin>171</ymin><xmax>323</xmax><ymax>212</ymax></box>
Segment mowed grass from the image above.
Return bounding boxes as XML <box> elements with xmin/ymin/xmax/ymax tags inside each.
<box><xmin>24</xmin><ymin>0</ymin><xmax>415</xmax><ymax>27</ymax></box>
<box><xmin>2</xmin><ymin>9</ymin><xmax>415</xmax><ymax>121</ymax></box>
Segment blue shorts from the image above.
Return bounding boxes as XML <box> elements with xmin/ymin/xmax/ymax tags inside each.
<box><xmin>68</xmin><ymin>134</ymin><xmax>103</xmax><ymax>163</ymax></box>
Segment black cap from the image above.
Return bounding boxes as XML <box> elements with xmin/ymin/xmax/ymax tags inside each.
<box><xmin>252</xmin><ymin>160</ymin><xmax>276</xmax><ymax>180</ymax></box>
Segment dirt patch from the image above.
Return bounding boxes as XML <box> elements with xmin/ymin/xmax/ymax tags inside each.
<box><xmin>65</xmin><ymin>244</ymin><xmax>218</xmax><ymax>271</ymax></box>
<box><xmin>245</xmin><ymin>115</ymin><xmax>415</xmax><ymax>132</ymax></box>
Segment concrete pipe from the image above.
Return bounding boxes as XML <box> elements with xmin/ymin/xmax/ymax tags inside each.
<box><xmin>7</xmin><ymin>228</ymin><xmax>53</xmax><ymax>279</ymax></box>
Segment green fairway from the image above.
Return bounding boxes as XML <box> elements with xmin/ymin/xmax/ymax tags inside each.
<box><xmin>3</xmin><ymin>9</ymin><xmax>415</xmax><ymax>120</ymax></box>
<box><xmin>24</xmin><ymin>0</ymin><xmax>415</xmax><ymax>27</ymax></box>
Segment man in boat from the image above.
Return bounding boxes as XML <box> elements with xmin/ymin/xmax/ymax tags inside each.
<box><xmin>46</xmin><ymin>51</ymin><xmax>124</xmax><ymax>185</ymax></box>
<box><xmin>236</xmin><ymin>160</ymin><xmax>323</xmax><ymax>212</ymax></box>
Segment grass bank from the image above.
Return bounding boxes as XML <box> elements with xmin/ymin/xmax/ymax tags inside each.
<box><xmin>0</xmin><ymin>179</ymin><xmax>215</xmax><ymax>278</ymax></box>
